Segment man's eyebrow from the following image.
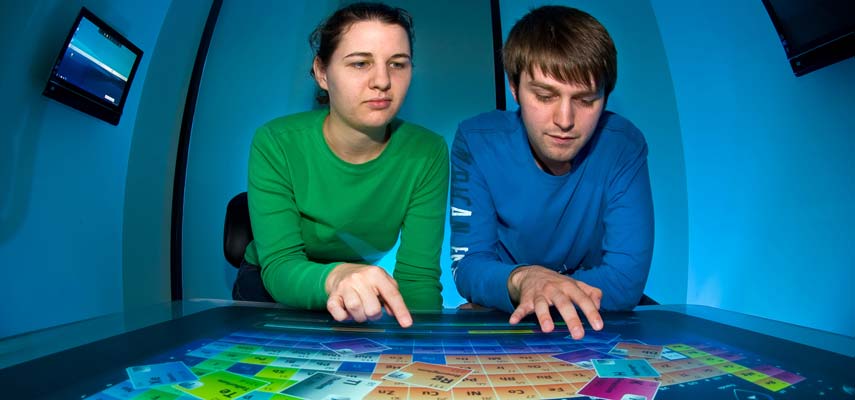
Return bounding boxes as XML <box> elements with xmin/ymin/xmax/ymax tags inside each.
<box><xmin>573</xmin><ymin>89</ymin><xmax>602</xmax><ymax>98</ymax></box>
<box><xmin>527</xmin><ymin>81</ymin><xmax>558</xmax><ymax>91</ymax></box>
<box><xmin>529</xmin><ymin>80</ymin><xmax>601</xmax><ymax>97</ymax></box>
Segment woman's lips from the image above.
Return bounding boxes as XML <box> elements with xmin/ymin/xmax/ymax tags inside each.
<box><xmin>365</xmin><ymin>99</ymin><xmax>392</xmax><ymax>109</ymax></box>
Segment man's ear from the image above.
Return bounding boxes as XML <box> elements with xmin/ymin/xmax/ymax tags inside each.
<box><xmin>509</xmin><ymin>78</ymin><xmax>519</xmax><ymax>104</ymax></box>
<box><xmin>312</xmin><ymin>57</ymin><xmax>328</xmax><ymax>91</ymax></box>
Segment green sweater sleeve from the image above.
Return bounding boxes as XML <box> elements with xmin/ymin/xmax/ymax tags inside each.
<box><xmin>394</xmin><ymin>140</ymin><xmax>449</xmax><ymax>311</ymax></box>
<box><xmin>248</xmin><ymin>126</ymin><xmax>339</xmax><ymax>309</ymax></box>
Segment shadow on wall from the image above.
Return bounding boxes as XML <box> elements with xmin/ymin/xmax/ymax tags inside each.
<box><xmin>0</xmin><ymin>1</ymin><xmax>74</xmax><ymax>243</ymax></box>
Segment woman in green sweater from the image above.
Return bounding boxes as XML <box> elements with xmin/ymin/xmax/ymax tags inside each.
<box><xmin>233</xmin><ymin>3</ymin><xmax>448</xmax><ymax>328</ymax></box>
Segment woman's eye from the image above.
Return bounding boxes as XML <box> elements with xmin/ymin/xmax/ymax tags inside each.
<box><xmin>351</xmin><ymin>61</ymin><xmax>369</xmax><ymax>69</ymax></box>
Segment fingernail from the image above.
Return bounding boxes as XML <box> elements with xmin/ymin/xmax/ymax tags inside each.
<box><xmin>593</xmin><ymin>320</ymin><xmax>603</xmax><ymax>330</ymax></box>
<box><xmin>572</xmin><ymin>326</ymin><xmax>583</xmax><ymax>337</ymax></box>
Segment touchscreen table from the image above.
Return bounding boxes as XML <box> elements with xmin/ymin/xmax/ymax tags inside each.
<box><xmin>2</xmin><ymin>306</ymin><xmax>853</xmax><ymax>399</ymax></box>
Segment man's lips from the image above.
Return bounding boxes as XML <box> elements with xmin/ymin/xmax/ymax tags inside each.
<box><xmin>546</xmin><ymin>133</ymin><xmax>579</xmax><ymax>143</ymax></box>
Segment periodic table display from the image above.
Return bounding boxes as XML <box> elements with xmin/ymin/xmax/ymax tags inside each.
<box><xmin>75</xmin><ymin>309</ymin><xmax>852</xmax><ymax>400</ymax></box>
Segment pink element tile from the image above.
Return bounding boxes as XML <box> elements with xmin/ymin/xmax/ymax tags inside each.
<box><xmin>753</xmin><ymin>365</ymin><xmax>786</xmax><ymax>376</ymax></box>
<box><xmin>773</xmin><ymin>371</ymin><xmax>806</xmax><ymax>385</ymax></box>
<box><xmin>577</xmin><ymin>377</ymin><xmax>660</xmax><ymax>400</ymax></box>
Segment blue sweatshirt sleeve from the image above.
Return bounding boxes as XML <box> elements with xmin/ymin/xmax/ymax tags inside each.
<box><xmin>569</xmin><ymin>140</ymin><xmax>655</xmax><ymax>310</ymax></box>
<box><xmin>449</xmin><ymin>128</ymin><xmax>521</xmax><ymax>313</ymax></box>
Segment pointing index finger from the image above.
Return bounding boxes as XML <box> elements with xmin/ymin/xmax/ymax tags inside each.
<box><xmin>376</xmin><ymin>279</ymin><xmax>412</xmax><ymax>328</ymax></box>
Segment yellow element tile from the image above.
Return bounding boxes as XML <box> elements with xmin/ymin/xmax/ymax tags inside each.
<box><xmin>733</xmin><ymin>369</ymin><xmax>769</xmax><ymax>382</ymax></box>
<box><xmin>254</xmin><ymin>366</ymin><xmax>298</xmax><ymax>380</ymax></box>
<box><xmin>256</xmin><ymin>378</ymin><xmax>297</xmax><ymax>393</ymax></box>
<box><xmin>240</xmin><ymin>355</ymin><xmax>277</xmax><ymax>365</ymax></box>
<box><xmin>715</xmin><ymin>362</ymin><xmax>748</xmax><ymax>374</ymax></box>
<box><xmin>754</xmin><ymin>377</ymin><xmax>792</xmax><ymax>392</ymax></box>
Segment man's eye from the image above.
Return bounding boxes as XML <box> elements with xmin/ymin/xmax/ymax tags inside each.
<box><xmin>576</xmin><ymin>98</ymin><xmax>597</xmax><ymax>107</ymax></box>
<box><xmin>535</xmin><ymin>94</ymin><xmax>556</xmax><ymax>102</ymax></box>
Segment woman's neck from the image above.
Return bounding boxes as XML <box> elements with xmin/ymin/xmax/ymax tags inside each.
<box><xmin>322</xmin><ymin>113</ymin><xmax>390</xmax><ymax>164</ymax></box>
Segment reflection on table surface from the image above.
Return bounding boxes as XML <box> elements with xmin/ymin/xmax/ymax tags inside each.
<box><xmin>1</xmin><ymin>300</ymin><xmax>852</xmax><ymax>371</ymax></box>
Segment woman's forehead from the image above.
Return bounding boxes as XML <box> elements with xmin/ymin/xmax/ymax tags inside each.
<box><xmin>334</xmin><ymin>20</ymin><xmax>411</xmax><ymax>57</ymax></box>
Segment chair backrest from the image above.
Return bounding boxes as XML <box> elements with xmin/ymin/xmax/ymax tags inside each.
<box><xmin>223</xmin><ymin>192</ymin><xmax>253</xmax><ymax>268</ymax></box>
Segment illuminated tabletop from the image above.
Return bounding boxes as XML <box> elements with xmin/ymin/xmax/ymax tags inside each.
<box><xmin>1</xmin><ymin>300</ymin><xmax>852</xmax><ymax>399</ymax></box>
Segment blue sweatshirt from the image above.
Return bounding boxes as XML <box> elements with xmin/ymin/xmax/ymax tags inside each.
<box><xmin>450</xmin><ymin>110</ymin><xmax>654</xmax><ymax>312</ymax></box>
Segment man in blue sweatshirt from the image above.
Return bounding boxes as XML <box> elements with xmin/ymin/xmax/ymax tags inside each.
<box><xmin>450</xmin><ymin>5</ymin><xmax>654</xmax><ymax>339</ymax></box>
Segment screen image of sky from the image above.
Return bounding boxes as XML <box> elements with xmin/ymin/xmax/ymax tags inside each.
<box><xmin>68</xmin><ymin>17</ymin><xmax>136</xmax><ymax>82</ymax></box>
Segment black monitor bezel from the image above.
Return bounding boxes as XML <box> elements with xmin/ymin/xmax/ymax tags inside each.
<box><xmin>42</xmin><ymin>7</ymin><xmax>144</xmax><ymax>125</ymax></box>
<box><xmin>761</xmin><ymin>0</ymin><xmax>855</xmax><ymax>77</ymax></box>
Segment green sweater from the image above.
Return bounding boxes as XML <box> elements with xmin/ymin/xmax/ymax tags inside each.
<box><xmin>244</xmin><ymin>110</ymin><xmax>448</xmax><ymax>311</ymax></box>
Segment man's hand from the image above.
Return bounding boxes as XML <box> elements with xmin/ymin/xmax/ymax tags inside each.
<box><xmin>325</xmin><ymin>263</ymin><xmax>413</xmax><ymax>328</ymax></box>
<box><xmin>507</xmin><ymin>265</ymin><xmax>603</xmax><ymax>339</ymax></box>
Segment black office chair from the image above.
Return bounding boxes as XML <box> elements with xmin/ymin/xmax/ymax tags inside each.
<box><xmin>223</xmin><ymin>192</ymin><xmax>252</xmax><ymax>268</ymax></box>
<box><xmin>638</xmin><ymin>293</ymin><xmax>658</xmax><ymax>306</ymax></box>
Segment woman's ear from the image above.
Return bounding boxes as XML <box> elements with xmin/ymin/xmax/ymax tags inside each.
<box><xmin>312</xmin><ymin>57</ymin><xmax>328</xmax><ymax>91</ymax></box>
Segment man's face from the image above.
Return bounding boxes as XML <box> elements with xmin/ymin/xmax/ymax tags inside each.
<box><xmin>511</xmin><ymin>68</ymin><xmax>605</xmax><ymax>175</ymax></box>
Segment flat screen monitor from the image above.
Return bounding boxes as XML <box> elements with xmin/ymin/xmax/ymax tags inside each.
<box><xmin>43</xmin><ymin>7</ymin><xmax>143</xmax><ymax>125</ymax></box>
<box><xmin>761</xmin><ymin>0</ymin><xmax>854</xmax><ymax>77</ymax></box>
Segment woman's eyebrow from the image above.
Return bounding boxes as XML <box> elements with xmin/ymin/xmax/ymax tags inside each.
<box><xmin>343</xmin><ymin>52</ymin><xmax>373</xmax><ymax>59</ymax></box>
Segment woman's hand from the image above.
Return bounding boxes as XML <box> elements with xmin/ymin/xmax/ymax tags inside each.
<box><xmin>325</xmin><ymin>263</ymin><xmax>413</xmax><ymax>327</ymax></box>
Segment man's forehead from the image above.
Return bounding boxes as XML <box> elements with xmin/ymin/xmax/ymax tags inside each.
<box><xmin>523</xmin><ymin>68</ymin><xmax>600</xmax><ymax>94</ymax></box>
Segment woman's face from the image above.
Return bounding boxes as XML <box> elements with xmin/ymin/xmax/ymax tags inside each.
<box><xmin>314</xmin><ymin>20</ymin><xmax>412</xmax><ymax>133</ymax></box>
